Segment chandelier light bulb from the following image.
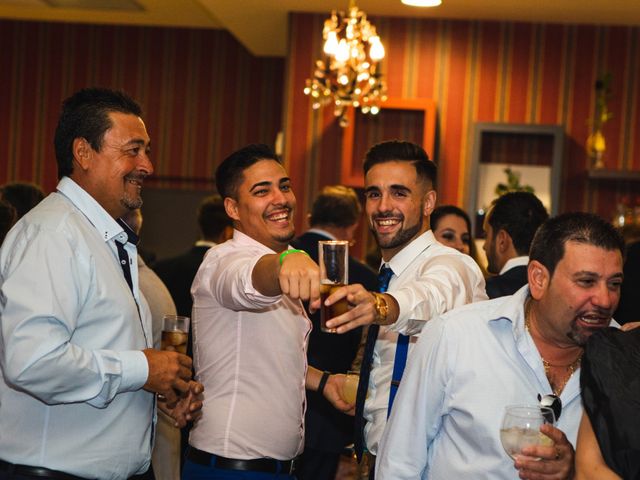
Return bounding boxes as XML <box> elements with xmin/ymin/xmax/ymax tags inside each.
<box><xmin>323</xmin><ymin>31</ymin><xmax>339</xmax><ymax>55</ymax></box>
<box><xmin>335</xmin><ymin>39</ymin><xmax>350</xmax><ymax>62</ymax></box>
<box><xmin>304</xmin><ymin>1</ymin><xmax>387</xmax><ymax>127</ymax></box>
<box><xmin>369</xmin><ymin>37</ymin><xmax>385</xmax><ymax>60</ymax></box>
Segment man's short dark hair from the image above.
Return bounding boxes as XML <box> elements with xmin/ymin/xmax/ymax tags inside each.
<box><xmin>488</xmin><ymin>191</ymin><xmax>549</xmax><ymax>255</ymax></box>
<box><xmin>215</xmin><ymin>144</ymin><xmax>280</xmax><ymax>200</ymax></box>
<box><xmin>54</xmin><ymin>87</ymin><xmax>142</xmax><ymax>180</ymax></box>
<box><xmin>0</xmin><ymin>182</ymin><xmax>45</xmax><ymax>219</ymax></box>
<box><xmin>309</xmin><ymin>185</ymin><xmax>361</xmax><ymax>228</ymax></box>
<box><xmin>198</xmin><ymin>194</ymin><xmax>232</xmax><ymax>241</ymax></box>
<box><xmin>363</xmin><ymin>140</ymin><xmax>437</xmax><ymax>188</ymax></box>
<box><xmin>530</xmin><ymin>212</ymin><xmax>625</xmax><ymax>278</ymax></box>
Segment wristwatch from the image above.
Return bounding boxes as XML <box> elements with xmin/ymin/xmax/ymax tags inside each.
<box><xmin>372</xmin><ymin>292</ymin><xmax>389</xmax><ymax>324</ymax></box>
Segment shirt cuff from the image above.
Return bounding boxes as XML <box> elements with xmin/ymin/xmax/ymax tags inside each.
<box><xmin>119</xmin><ymin>350</ymin><xmax>149</xmax><ymax>392</ymax></box>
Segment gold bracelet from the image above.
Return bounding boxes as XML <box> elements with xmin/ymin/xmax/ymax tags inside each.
<box><xmin>372</xmin><ymin>292</ymin><xmax>389</xmax><ymax>324</ymax></box>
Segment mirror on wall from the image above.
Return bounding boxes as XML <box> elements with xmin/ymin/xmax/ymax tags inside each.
<box><xmin>467</xmin><ymin>122</ymin><xmax>564</xmax><ymax>237</ymax></box>
<box><xmin>340</xmin><ymin>98</ymin><xmax>437</xmax><ymax>186</ymax></box>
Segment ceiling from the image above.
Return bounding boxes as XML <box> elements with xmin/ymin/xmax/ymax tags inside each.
<box><xmin>1</xmin><ymin>0</ymin><xmax>639</xmax><ymax>57</ymax></box>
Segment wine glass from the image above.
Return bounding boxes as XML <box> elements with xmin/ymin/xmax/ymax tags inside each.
<box><xmin>500</xmin><ymin>405</ymin><xmax>555</xmax><ymax>460</ymax></box>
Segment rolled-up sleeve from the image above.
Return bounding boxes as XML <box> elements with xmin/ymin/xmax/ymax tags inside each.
<box><xmin>389</xmin><ymin>255</ymin><xmax>485</xmax><ymax>336</ymax></box>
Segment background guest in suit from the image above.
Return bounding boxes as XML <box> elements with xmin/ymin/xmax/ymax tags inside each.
<box><xmin>154</xmin><ymin>194</ymin><xmax>233</xmax><ymax>318</ymax></box>
<box><xmin>483</xmin><ymin>191</ymin><xmax>548</xmax><ymax>298</ymax></box>
<box><xmin>291</xmin><ymin>185</ymin><xmax>378</xmax><ymax>480</ymax></box>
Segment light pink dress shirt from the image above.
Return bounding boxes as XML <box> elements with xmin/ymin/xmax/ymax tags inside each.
<box><xmin>189</xmin><ymin>230</ymin><xmax>311</xmax><ymax>460</ymax></box>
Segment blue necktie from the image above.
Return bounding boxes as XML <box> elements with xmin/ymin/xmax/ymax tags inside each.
<box><xmin>354</xmin><ymin>265</ymin><xmax>393</xmax><ymax>461</ymax></box>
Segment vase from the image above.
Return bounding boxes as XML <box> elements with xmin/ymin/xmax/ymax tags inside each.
<box><xmin>587</xmin><ymin>130</ymin><xmax>606</xmax><ymax>169</ymax></box>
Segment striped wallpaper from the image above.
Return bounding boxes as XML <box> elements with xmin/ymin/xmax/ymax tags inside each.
<box><xmin>0</xmin><ymin>20</ymin><xmax>284</xmax><ymax>193</ymax></box>
<box><xmin>1</xmin><ymin>16</ymin><xmax>639</xmax><ymax>233</ymax></box>
<box><xmin>284</xmin><ymin>13</ymin><xmax>640</xmax><ymax>228</ymax></box>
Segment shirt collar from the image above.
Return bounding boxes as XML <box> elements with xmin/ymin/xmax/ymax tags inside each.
<box><xmin>384</xmin><ymin>230</ymin><xmax>436</xmax><ymax>276</ymax></box>
<box><xmin>116</xmin><ymin>218</ymin><xmax>140</xmax><ymax>246</ymax></box>
<box><xmin>56</xmin><ymin>177</ymin><xmax>126</xmax><ymax>244</ymax></box>
<box><xmin>500</xmin><ymin>255</ymin><xmax>529</xmax><ymax>275</ymax></box>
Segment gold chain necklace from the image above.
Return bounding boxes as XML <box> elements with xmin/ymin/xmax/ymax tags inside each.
<box><xmin>524</xmin><ymin>298</ymin><xmax>583</xmax><ymax>396</ymax></box>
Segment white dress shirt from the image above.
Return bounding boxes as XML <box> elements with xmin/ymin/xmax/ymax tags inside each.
<box><xmin>0</xmin><ymin>177</ymin><xmax>153</xmax><ymax>479</ymax></box>
<box><xmin>377</xmin><ymin>287</ymin><xmax>584</xmax><ymax>479</ymax></box>
<box><xmin>189</xmin><ymin>229</ymin><xmax>312</xmax><ymax>460</ymax></box>
<box><xmin>364</xmin><ymin>230</ymin><xmax>487</xmax><ymax>455</ymax></box>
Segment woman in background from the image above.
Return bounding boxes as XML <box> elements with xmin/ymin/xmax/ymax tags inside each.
<box><xmin>431</xmin><ymin>205</ymin><xmax>477</xmax><ymax>258</ymax></box>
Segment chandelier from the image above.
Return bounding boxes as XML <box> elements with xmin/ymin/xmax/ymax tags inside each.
<box><xmin>304</xmin><ymin>0</ymin><xmax>387</xmax><ymax>127</ymax></box>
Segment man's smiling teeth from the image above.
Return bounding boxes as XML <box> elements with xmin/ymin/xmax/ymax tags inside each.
<box><xmin>579</xmin><ymin>314</ymin><xmax>608</xmax><ymax>324</ymax></box>
<box><xmin>377</xmin><ymin>219</ymin><xmax>399</xmax><ymax>226</ymax></box>
<box><xmin>269</xmin><ymin>212</ymin><xmax>289</xmax><ymax>221</ymax></box>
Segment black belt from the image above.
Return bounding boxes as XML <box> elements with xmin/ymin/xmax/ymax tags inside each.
<box><xmin>0</xmin><ymin>459</ymin><xmax>86</xmax><ymax>480</ymax></box>
<box><xmin>187</xmin><ymin>447</ymin><xmax>296</xmax><ymax>475</ymax></box>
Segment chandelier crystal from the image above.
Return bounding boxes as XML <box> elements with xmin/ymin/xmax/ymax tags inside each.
<box><xmin>304</xmin><ymin>0</ymin><xmax>387</xmax><ymax>127</ymax></box>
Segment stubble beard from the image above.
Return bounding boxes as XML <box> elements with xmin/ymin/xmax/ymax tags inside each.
<box><xmin>121</xmin><ymin>191</ymin><xmax>143</xmax><ymax>211</ymax></box>
<box><xmin>372</xmin><ymin>214</ymin><xmax>423</xmax><ymax>251</ymax></box>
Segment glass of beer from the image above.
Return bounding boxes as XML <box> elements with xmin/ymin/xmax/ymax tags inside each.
<box><xmin>319</xmin><ymin>240</ymin><xmax>349</xmax><ymax>333</ymax></box>
<box><xmin>341</xmin><ymin>370</ymin><xmax>359</xmax><ymax>404</ymax></box>
<box><xmin>161</xmin><ymin>314</ymin><xmax>190</xmax><ymax>354</ymax></box>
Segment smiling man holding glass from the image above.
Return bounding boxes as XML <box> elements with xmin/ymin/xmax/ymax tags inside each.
<box><xmin>184</xmin><ymin>144</ymin><xmax>352</xmax><ymax>480</ymax></box>
<box><xmin>0</xmin><ymin>88</ymin><xmax>202</xmax><ymax>480</ymax></box>
<box><xmin>376</xmin><ymin>212</ymin><xmax>625</xmax><ymax>479</ymax></box>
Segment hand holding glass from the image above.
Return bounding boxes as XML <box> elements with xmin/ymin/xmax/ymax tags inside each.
<box><xmin>319</xmin><ymin>240</ymin><xmax>349</xmax><ymax>333</ymax></box>
<box><xmin>161</xmin><ymin>315</ymin><xmax>190</xmax><ymax>354</ymax></box>
<box><xmin>500</xmin><ymin>405</ymin><xmax>555</xmax><ymax>460</ymax></box>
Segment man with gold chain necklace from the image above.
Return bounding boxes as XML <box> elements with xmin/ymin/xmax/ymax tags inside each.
<box><xmin>377</xmin><ymin>212</ymin><xmax>625</xmax><ymax>480</ymax></box>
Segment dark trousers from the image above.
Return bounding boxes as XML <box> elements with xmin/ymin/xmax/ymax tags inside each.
<box><xmin>295</xmin><ymin>447</ymin><xmax>339</xmax><ymax>480</ymax></box>
<box><xmin>182</xmin><ymin>458</ymin><xmax>296</xmax><ymax>480</ymax></box>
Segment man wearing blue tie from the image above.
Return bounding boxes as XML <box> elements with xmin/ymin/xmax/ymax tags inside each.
<box><xmin>324</xmin><ymin>140</ymin><xmax>487</xmax><ymax>477</ymax></box>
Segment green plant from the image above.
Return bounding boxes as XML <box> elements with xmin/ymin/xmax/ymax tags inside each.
<box><xmin>494</xmin><ymin>167</ymin><xmax>535</xmax><ymax>197</ymax></box>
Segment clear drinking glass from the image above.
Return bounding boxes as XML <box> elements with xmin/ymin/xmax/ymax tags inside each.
<box><xmin>318</xmin><ymin>240</ymin><xmax>349</xmax><ymax>333</ymax></box>
<box><xmin>161</xmin><ymin>314</ymin><xmax>190</xmax><ymax>355</ymax></box>
<box><xmin>500</xmin><ymin>405</ymin><xmax>555</xmax><ymax>460</ymax></box>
